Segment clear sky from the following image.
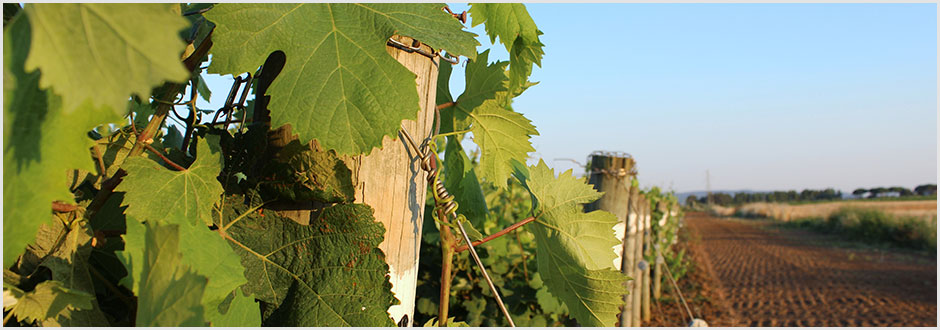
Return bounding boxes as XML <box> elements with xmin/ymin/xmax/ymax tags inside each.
<box><xmin>197</xmin><ymin>3</ymin><xmax>937</xmax><ymax>194</ymax></box>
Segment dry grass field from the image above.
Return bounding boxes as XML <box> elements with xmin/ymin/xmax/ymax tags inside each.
<box><xmin>733</xmin><ymin>200</ymin><xmax>937</xmax><ymax>222</ymax></box>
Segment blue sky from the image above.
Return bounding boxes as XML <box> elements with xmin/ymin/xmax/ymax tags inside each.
<box><xmin>196</xmin><ymin>3</ymin><xmax>937</xmax><ymax>193</ymax></box>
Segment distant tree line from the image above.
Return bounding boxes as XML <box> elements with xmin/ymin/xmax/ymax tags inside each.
<box><xmin>852</xmin><ymin>184</ymin><xmax>937</xmax><ymax>199</ymax></box>
<box><xmin>685</xmin><ymin>183</ymin><xmax>937</xmax><ymax>207</ymax></box>
<box><xmin>686</xmin><ymin>188</ymin><xmax>843</xmax><ymax>207</ymax></box>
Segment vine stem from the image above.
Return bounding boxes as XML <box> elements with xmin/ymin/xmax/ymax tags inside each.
<box><xmin>437</xmin><ymin>208</ymin><xmax>456</xmax><ymax>327</ymax></box>
<box><xmin>143</xmin><ymin>144</ymin><xmax>186</xmax><ymax>171</ymax></box>
<box><xmin>85</xmin><ymin>33</ymin><xmax>213</xmax><ymax>220</ymax></box>
<box><xmin>51</xmin><ymin>201</ymin><xmax>78</xmax><ymax>213</ymax></box>
<box><xmin>436</xmin><ymin>101</ymin><xmax>456</xmax><ymax>110</ymax></box>
<box><xmin>128</xmin><ymin>36</ymin><xmax>213</xmax><ymax>158</ymax></box>
<box><xmin>3</xmin><ymin>310</ymin><xmax>13</xmax><ymax>325</ymax></box>
<box><xmin>434</xmin><ymin>129</ymin><xmax>471</xmax><ymax>138</ymax></box>
<box><xmin>455</xmin><ymin>216</ymin><xmax>535</xmax><ymax>253</ymax></box>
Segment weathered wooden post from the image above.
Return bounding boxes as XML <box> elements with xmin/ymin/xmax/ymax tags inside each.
<box><xmin>583</xmin><ymin>152</ymin><xmax>636</xmax><ymax>327</ymax></box>
<box><xmin>263</xmin><ymin>35</ymin><xmax>438</xmax><ymax>327</ymax></box>
<box><xmin>622</xmin><ymin>187</ymin><xmax>639</xmax><ymax>327</ymax></box>
<box><xmin>641</xmin><ymin>199</ymin><xmax>653</xmax><ymax>323</ymax></box>
<box><xmin>631</xmin><ymin>197</ymin><xmax>647</xmax><ymax>326</ymax></box>
<box><xmin>652</xmin><ymin>202</ymin><xmax>668</xmax><ymax>300</ymax></box>
<box><xmin>352</xmin><ymin>35</ymin><xmax>440</xmax><ymax>326</ymax></box>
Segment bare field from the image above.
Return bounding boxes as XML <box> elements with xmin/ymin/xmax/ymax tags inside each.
<box><xmin>686</xmin><ymin>212</ymin><xmax>937</xmax><ymax>326</ymax></box>
<box><xmin>734</xmin><ymin>200</ymin><xmax>937</xmax><ymax>222</ymax></box>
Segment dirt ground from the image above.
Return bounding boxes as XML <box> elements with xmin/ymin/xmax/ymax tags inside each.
<box><xmin>659</xmin><ymin>212</ymin><xmax>936</xmax><ymax>327</ymax></box>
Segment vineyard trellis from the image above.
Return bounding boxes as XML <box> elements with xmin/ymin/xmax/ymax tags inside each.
<box><xmin>2</xmin><ymin>3</ymin><xmax>689</xmax><ymax>327</ymax></box>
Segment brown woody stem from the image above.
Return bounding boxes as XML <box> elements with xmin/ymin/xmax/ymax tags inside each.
<box><xmin>143</xmin><ymin>144</ymin><xmax>186</xmax><ymax>171</ymax></box>
<box><xmin>128</xmin><ymin>35</ymin><xmax>213</xmax><ymax>157</ymax></box>
<box><xmin>437</xmin><ymin>208</ymin><xmax>456</xmax><ymax>327</ymax></box>
<box><xmin>51</xmin><ymin>201</ymin><xmax>78</xmax><ymax>213</ymax></box>
<box><xmin>436</xmin><ymin>101</ymin><xmax>456</xmax><ymax>110</ymax></box>
<box><xmin>86</xmin><ymin>33</ymin><xmax>213</xmax><ymax>220</ymax></box>
<box><xmin>455</xmin><ymin>216</ymin><xmax>536</xmax><ymax>253</ymax></box>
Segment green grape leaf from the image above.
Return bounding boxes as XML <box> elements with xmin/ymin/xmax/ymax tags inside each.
<box><xmin>443</xmin><ymin>137</ymin><xmax>487</xmax><ymax>224</ymax></box>
<box><xmin>449</xmin><ymin>51</ymin><xmax>537</xmax><ymax>188</ymax></box>
<box><xmin>516</xmin><ymin>160</ymin><xmax>628</xmax><ymax>327</ymax></box>
<box><xmin>30</xmin><ymin>216</ymin><xmax>108</xmax><ymax>326</ymax></box>
<box><xmin>468</xmin><ymin>3</ymin><xmax>539</xmax><ymax>49</ymax></box>
<box><xmin>468</xmin><ymin>3</ymin><xmax>543</xmax><ymax>94</ymax></box>
<box><xmin>437</xmin><ymin>60</ymin><xmax>455</xmax><ymax>105</ymax></box>
<box><xmin>119</xmin><ymin>136</ymin><xmax>224</xmax><ymax>227</ymax></box>
<box><xmin>10</xmin><ymin>210</ymin><xmax>107</xmax><ymax>326</ymax></box>
<box><xmin>456</xmin><ymin>218</ymin><xmax>484</xmax><ymax>242</ymax></box>
<box><xmin>205</xmin><ymin>288</ymin><xmax>262</xmax><ymax>327</ymax></box>
<box><xmin>466</xmin><ymin>101</ymin><xmax>537</xmax><ymax>189</ymax></box>
<box><xmin>454</xmin><ymin>51</ymin><xmax>508</xmax><ymax>122</ymax></box>
<box><xmin>508</xmin><ymin>33</ymin><xmax>544</xmax><ymax>94</ymax></box>
<box><xmin>536</xmin><ymin>286</ymin><xmax>567</xmax><ymax>315</ymax></box>
<box><xmin>196</xmin><ymin>73</ymin><xmax>212</xmax><ymax>103</ymax></box>
<box><xmin>90</xmin><ymin>125</ymin><xmax>163</xmax><ymax>187</ymax></box>
<box><xmin>178</xmin><ymin>220</ymin><xmax>249</xmax><ymax>315</ymax></box>
<box><xmin>163</xmin><ymin>125</ymin><xmax>185</xmax><ymax>150</ymax></box>
<box><xmin>3</xmin><ymin>15</ymin><xmax>122</xmax><ymax>268</ymax></box>
<box><xmin>23</xmin><ymin>3</ymin><xmax>190</xmax><ymax>114</ymax></box>
<box><xmin>206</xmin><ymin>3</ymin><xmax>478</xmax><ymax>155</ymax></box>
<box><xmin>218</xmin><ymin>196</ymin><xmax>397</xmax><ymax>326</ymax></box>
<box><xmin>260</xmin><ymin>139</ymin><xmax>355</xmax><ymax>203</ymax></box>
<box><xmin>5</xmin><ymin>281</ymin><xmax>95</xmax><ymax>324</ymax></box>
<box><xmin>437</xmin><ymin>61</ymin><xmax>460</xmax><ymax>134</ymax></box>
<box><xmin>116</xmin><ymin>216</ymin><xmax>144</xmax><ymax>292</ymax></box>
<box><xmin>118</xmin><ymin>132</ymin><xmax>247</xmax><ymax>316</ymax></box>
<box><xmin>130</xmin><ymin>222</ymin><xmax>209</xmax><ymax>326</ymax></box>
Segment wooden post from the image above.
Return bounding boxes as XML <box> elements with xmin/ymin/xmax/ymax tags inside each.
<box><xmin>652</xmin><ymin>202</ymin><xmax>667</xmax><ymax>300</ymax></box>
<box><xmin>351</xmin><ymin>35</ymin><xmax>439</xmax><ymax>326</ymax></box>
<box><xmin>623</xmin><ymin>186</ymin><xmax>641</xmax><ymax>326</ymax></box>
<box><xmin>641</xmin><ymin>199</ymin><xmax>653</xmax><ymax>322</ymax></box>
<box><xmin>631</xmin><ymin>197</ymin><xmax>646</xmax><ymax>326</ymax></box>
<box><xmin>266</xmin><ymin>36</ymin><xmax>437</xmax><ymax>327</ymax></box>
<box><xmin>584</xmin><ymin>153</ymin><xmax>636</xmax><ymax>327</ymax></box>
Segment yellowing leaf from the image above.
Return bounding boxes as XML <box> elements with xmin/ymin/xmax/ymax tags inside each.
<box><xmin>515</xmin><ymin>160</ymin><xmax>628</xmax><ymax>327</ymax></box>
<box><xmin>205</xmin><ymin>3</ymin><xmax>478</xmax><ymax>155</ymax></box>
<box><xmin>23</xmin><ymin>3</ymin><xmax>190</xmax><ymax>114</ymax></box>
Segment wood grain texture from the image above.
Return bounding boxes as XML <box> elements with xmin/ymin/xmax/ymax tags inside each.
<box><xmin>344</xmin><ymin>35</ymin><xmax>439</xmax><ymax>327</ymax></box>
<box><xmin>585</xmin><ymin>155</ymin><xmax>638</xmax><ymax>327</ymax></box>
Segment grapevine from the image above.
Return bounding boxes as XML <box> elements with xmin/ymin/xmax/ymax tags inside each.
<box><xmin>2</xmin><ymin>3</ymin><xmax>685</xmax><ymax>327</ymax></box>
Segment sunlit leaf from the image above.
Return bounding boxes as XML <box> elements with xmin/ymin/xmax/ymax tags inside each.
<box><xmin>206</xmin><ymin>3</ymin><xmax>478</xmax><ymax>155</ymax></box>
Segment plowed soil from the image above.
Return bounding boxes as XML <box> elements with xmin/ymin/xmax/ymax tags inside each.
<box><xmin>684</xmin><ymin>212</ymin><xmax>937</xmax><ymax>327</ymax></box>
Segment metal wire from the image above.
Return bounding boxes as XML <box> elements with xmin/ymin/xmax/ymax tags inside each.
<box><xmin>456</xmin><ymin>219</ymin><xmax>515</xmax><ymax>327</ymax></box>
<box><xmin>659</xmin><ymin>251</ymin><xmax>695</xmax><ymax>322</ymax></box>
<box><xmin>387</xmin><ymin>37</ymin><xmax>460</xmax><ymax>65</ymax></box>
<box><xmin>399</xmin><ymin>121</ymin><xmax>515</xmax><ymax>327</ymax></box>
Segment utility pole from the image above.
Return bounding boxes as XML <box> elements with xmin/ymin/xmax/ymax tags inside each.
<box><xmin>706</xmin><ymin>169</ymin><xmax>712</xmax><ymax>205</ymax></box>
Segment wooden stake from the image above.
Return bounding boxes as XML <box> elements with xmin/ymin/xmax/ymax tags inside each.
<box><xmin>584</xmin><ymin>154</ymin><xmax>635</xmax><ymax>327</ymax></box>
<box><xmin>632</xmin><ymin>197</ymin><xmax>646</xmax><ymax>326</ymax></box>
<box><xmin>351</xmin><ymin>35</ymin><xmax>439</xmax><ymax>326</ymax></box>
<box><xmin>263</xmin><ymin>35</ymin><xmax>438</xmax><ymax>327</ymax></box>
<box><xmin>653</xmin><ymin>203</ymin><xmax>667</xmax><ymax>300</ymax></box>
<box><xmin>641</xmin><ymin>200</ymin><xmax>653</xmax><ymax>322</ymax></box>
